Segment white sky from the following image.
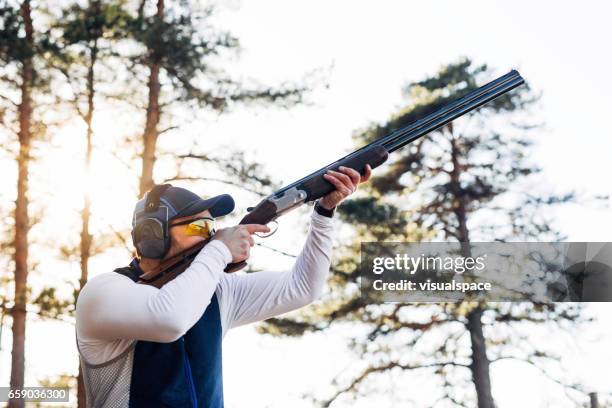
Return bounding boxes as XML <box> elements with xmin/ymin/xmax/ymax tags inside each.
<box><xmin>1</xmin><ymin>0</ymin><xmax>612</xmax><ymax>407</ymax></box>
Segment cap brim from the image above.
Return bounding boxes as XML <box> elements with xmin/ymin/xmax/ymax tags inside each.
<box><xmin>172</xmin><ymin>194</ymin><xmax>235</xmax><ymax>219</ymax></box>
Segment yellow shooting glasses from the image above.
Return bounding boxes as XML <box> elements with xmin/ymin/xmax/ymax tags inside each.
<box><xmin>170</xmin><ymin>217</ymin><xmax>216</xmax><ymax>239</ymax></box>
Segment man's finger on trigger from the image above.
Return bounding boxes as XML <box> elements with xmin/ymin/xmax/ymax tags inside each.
<box><xmin>245</xmin><ymin>224</ymin><xmax>271</xmax><ymax>234</ymax></box>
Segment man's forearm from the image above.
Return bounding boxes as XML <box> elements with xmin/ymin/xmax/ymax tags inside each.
<box><xmin>289</xmin><ymin>210</ymin><xmax>335</xmax><ymax>302</ymax></box>
<box><xmin>217</xmin><ymin>210</ymin><xmax>334</xmax><ymax>331</ymax></box>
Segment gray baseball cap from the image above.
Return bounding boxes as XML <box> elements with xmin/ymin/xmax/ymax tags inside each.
<box><xmin>132</xmin><ymin>184</ymin><xmax>235</xmax><ymax>226</ymax></box>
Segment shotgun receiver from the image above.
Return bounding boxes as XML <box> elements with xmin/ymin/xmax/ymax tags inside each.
<box><xmin>138</xmin><ymin>70</ymin><xmax>525</xmax><ymax>287</ymax></box>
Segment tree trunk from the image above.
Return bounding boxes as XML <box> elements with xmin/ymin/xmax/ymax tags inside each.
<box><xmin>466</xmin><ymin>306</ymin><xmax>495</xmax><ymax>408</ymax></box>
<box><xmin>449</xmin><ymin>131</ymin><xmax>470</xmax><ymax>244</ymax></box>
<box><xmin>77</xmin><ymin>38</ymin><xmax>98</xmax><ymax>408</ymax></box>
<box><xmin>589</xmin><ymin>392</ymin><xmax>599</xmax><ymax>408</ymax></box>
<box><xmin>449</xmin><ymin>128</ymin><xmax>495</xmax><ymax>407</ymax></box>
<box><xmin>9</xmin><ymin>2</ymin><xmax>33</xmax><ymax>407</ymax></box>
<box><xmin>139</xmin><ymin>0</ymin><xmax>164</xmax><ymax>197</ymax></box>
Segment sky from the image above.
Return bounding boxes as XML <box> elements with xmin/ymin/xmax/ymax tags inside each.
<box><xmin>1</xmin><ymin>0</ymin><xmax>612</xmax><ymax>407</ymax></box>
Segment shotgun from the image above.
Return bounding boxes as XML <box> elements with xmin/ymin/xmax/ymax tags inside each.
<box><xmin>138</xmin><ymin>70</ymin><xmax>525</xmax><ymax>287</ymax></box>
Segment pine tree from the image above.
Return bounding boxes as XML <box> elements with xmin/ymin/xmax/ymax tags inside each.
<box><xmin>260</xmin><ymin>59</ymin><xmax>589</xmax><ymax>407</ymax></box>
<box><xmin>48</xmin><ymin>2</ymin><xmax>131</xmax><ymax>405</ymax></box>
<box><xmin>126</xmin><ymin>0</ymin><xmax>308</xmax><ymax>196</ymax></box>
<box><xmin>0</xmin><ymin>1</ymin><xmax>47</xmax><ymax>406</ymax></box>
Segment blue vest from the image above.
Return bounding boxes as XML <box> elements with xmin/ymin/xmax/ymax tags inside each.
<box><xmin>115</xmin><ymin>260</ymin><xmax>224</xmax><ymax>408</ymax></box>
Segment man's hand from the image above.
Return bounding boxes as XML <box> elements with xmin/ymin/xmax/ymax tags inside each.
<box><xmin>212</xmin><ymin>224</ymin><xmax>270</xmax><ymax>264</ymax></box>
<box><xmin>319</xmin><ymin>164</ymin><xmax>372</xmax><ymax>210</ymax></box>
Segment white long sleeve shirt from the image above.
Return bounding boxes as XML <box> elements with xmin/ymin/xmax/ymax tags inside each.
<box><xmin>75</xmin><ymin>211</ymin><xmax>334</xmax><ymax>365</ymax></box>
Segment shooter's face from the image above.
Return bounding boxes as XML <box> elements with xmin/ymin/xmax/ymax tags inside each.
<box><xmin>166</xmin><ymin>210</ymin><xmax>213</xmax><ymax>258</ymax></box>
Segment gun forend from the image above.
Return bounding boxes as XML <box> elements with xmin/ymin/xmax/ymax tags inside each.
<box><xmin>301</xmin><ymin>144</ymin><xmax>389</xmax><ymax>201</ymax></box>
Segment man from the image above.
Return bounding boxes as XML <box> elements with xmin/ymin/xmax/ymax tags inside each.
<box><xmin>75</xmin><ymin>165</ymin><xmax>371</xmax><ymax>408</ymax></box>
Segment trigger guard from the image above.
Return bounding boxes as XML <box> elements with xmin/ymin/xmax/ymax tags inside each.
<box><xmin>255</xmin><ymin>220</ymin><xmax>279</xmax><ymax>238</ymax></box>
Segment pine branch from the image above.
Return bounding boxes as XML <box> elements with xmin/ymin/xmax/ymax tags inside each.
<box><xmin>161</xmin><ymin>175</ymin><xmax>266</xmax><ymax>197</ymax></box>
<box><xmin>321</xmin><ymin>361</ymin><xmax>470</xmax><ymax>408</ymax></box>
<box><xmin>0</xmin><ymin>93</ymin><xmax>18</xmax><ymax>107</ymax></box>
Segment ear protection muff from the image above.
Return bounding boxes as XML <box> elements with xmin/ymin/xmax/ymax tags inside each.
<box><xmin>132</xmin><ymin>184</ymin><xmax>172</xmax><ymax>259</ymax></box>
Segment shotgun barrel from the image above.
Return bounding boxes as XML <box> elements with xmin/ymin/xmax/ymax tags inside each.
<box><xmin>380</xmin><ymin>70</ymin><xmax>524</xmax><ymax>152</ymax></box>
<box><xmin>275</xmin><ymin>70</ymin><xmax>524</xmax><ymax>197</ymax></box>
